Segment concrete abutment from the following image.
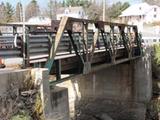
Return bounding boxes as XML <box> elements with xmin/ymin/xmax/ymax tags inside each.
<box><xmin>0</xmin><ymin>49</ymin><xmax>152</xmax><ymax>120</ymax></box>
<box><xmin>56</xmin><ymin>51</ymin><xmax>152</xmax><ymax>120</ymax></box>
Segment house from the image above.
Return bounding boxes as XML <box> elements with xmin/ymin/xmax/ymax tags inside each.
<box><xmin>119</xmin><ymin>3</ymin><xmax>160</xmax><ymax>45</ymax></box>
<box><xmin>119</xmin><ymin>3</ymin><xmax>160</xmax><ymax>25</ymax></box>
<box><xmin>56</xmin><ymin>6</ymin><xmax>87</xmax><ymax>20</ymax></box>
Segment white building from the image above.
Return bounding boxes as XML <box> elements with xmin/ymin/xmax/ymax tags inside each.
<box><xmin>119</xmin><ymin>3</ymin><xmax>160</xmax><ymax>25</ymax></box>
<box><xmin>120</xmin><ymin>3</ymin><xmax>160</xmax><ymax>46</ymax></box>
<box><xmin>27</xmin><ymin>16</ymin><xmax>51</xmax><ymax>25</ymax></box>
<box><xmin>0</xmin><ymin>16</ymin><xmax>51</xmax><ymax>35</ymax></box>
<box><xmin>56</xmin><ymin>6</ymin><xmax>87</xmax><ymax>20</ymax></box>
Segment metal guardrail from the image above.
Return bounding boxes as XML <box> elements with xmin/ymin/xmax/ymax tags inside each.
<box><xmin>0</xmin><ymin>32</ymin><xmax>127</xmax><ymax>61</ymax></box>
<box><xmin>0</xmin><ymin>36</ymin><xmax>22</xmax><ymax>57</ymax></box>
<box><xmin>0</xmin><ymin>32</ymin><xmax>105</xmax><ymax>61</ymax></box>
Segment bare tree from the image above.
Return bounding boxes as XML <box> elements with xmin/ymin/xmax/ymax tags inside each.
<box><xmin>85</xmin><ymin>1</ymin><xmax>102</xmax><ymax>20</ymax></box>
<box><xmin>25</xmin><ymin>0</ymin><xmax>40</xmax><ymax>21</ymax></box>
<box><xmin>15</xmin><ymin>2</ymin><xmax>22</xmax><ymax>22</ymax></box>
<box><xmin>144</xmin><ymin>0</ymin><xmax>160</xmax><ymax>6</ymax></box>
<box><xmin>0</xmin><ymin>2</ymin><xmax>6</xmax><ymax>23</ymax></box>
<box><xmin>4</xmin><ymin>2</ymin><xmax>15</xmax><ymax>23</ymax></box>
<box><xmin>44</xmin><ymin>0</ymin><xmax>63</xmax><ymax>20</ymax></box>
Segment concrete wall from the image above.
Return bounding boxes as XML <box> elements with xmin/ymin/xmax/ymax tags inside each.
<box><xmin>57</xmin><ymin>63</ymin><xmax>136</xmax><ymax>119</ymax></box>
<box><xmin>76</xmin><ymin>64</ymin><xmax>133</xmax><ymax>101</ymax></box>
<box><xmin>56</xmin><ymin>51</ymin><xmax>152</xmax><ymax>120</ymax></box>
<box><xmin>133</xmin><ymin>48</ymin><xmax>152</xmax><ymax>102</ymax></box>
<box><xmin>50</xmin><ymin>86</ymin><xmax>70</xmax><ymax>120</ymax></box>
<box><xmin>0</xmin><ymin>69</ymin><xmax>31</xmax><ymax>97</ymax></box>
<box><xmin>0</xmin><ymin>68</ymin><xmax>70</xmax><ymax>120</ymax></box>
<box><xmin>0</xmin><ymin>49</ymin><xmax>152</xmax><ymax>120</ymax></box>
<box><xmin>32</xmin><ymin>68</ymin><xmax>70</xmax><ymax>120</ymax></box>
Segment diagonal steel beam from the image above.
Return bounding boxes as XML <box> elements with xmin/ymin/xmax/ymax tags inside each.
<box><xmin>82</xmin><ymin>22</ymin><xmax>89</xmax><ymax>62</ymax></box>
<box><xmin>127</xmin><ymin>26</ymin><xmax>133</xmax><ymax>58</ymax></box>
<box><xmin>89</xmin><ymin>28</ymin><xmax>99</xmax><ymax>63</ymax></box>
<box><xmin>53</xmin><ymin>16</ymin><xmax>69</xmax><ymax>56</ymax></box>
<box><xmin>45</xmin><ymin>16</ymin><xmax>69</xmax><ymax>72</ymax></box>
<box><xmin>133</xmin><ymin>26</ymin><xmax>142</xmax><ymax>56</ymax></box>
<box><xmin>118</xmin><ymin>26</ymin><xmax>129</xmax><ymax>57</ymax></box>
<box><xmin>67</xmin><ymin>30</ymin><xmax>84</xmax><ymax>64</ymax></box>
<box><xmin>109</xmin><ymin>25</ymin><xmax>117</xmax><ymax>63</ymax></box>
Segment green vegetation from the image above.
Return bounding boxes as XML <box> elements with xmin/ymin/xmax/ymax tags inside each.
<box><xmin>85</xmin><ymin>1</ymin><xmax>130</xmax><ymax>21</ymax></box>
<box><xmin>147</xmin><ymin>44</ymin><xmax>160</xmax><ymax>119</ymax></box>
<box><xmin>64</xmin><ymin>0</ymin><xmax>89</xmax><ymax>7</ymax></box>
<box><xmin>0</xmin><ymin>0</ymin><xmax>130</xmax><ymax>22</ymax></box>
<box><xmin>107</xmin><ymin>2</ymin><xmax>130</xmax><ymax>19</ymax></box>
<box><xmin>5</xmin><ymin>2</ymin><xmax>14</xmax><ymax>22</ymax></box>
<box><xmin>0</xmin><ymin>2</ymin><xmax>14</xmax><ymax>23</ymax></box>
<box><xmin>0</xmin><ymin>72</ymin><xmax>44</xmax><ymax>120</ymax></box>
<box><xmin>33</xmin><ymin>93</ymin><xmax>45</xmax><ymax>120</ymax></box>
<box><xmin>153</xmin><ymin>44</ymin><xmax>160</xmax><ymax>66</ymax></box>
<box><xmin>11</xmin><ymin>111</ymin><xmax>31</xmax><ymax>120</ymax></box>
<box><xmin>146</xmin><ymin>99</ymin><xmax>160</xmax><ymax>120</ymax></box>
<box><xmin>152</xmin><ymin>44</ymin><xmax>160</xmax><ymax>78</ymax></box>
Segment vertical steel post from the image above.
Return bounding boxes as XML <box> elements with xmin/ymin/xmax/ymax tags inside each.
<box><xmin>22</xmin><ymin>5</ymin><xmax>26</xmax><ymax>68</ymax></box>
<box><xmin>55</xmin><ymin>60</ymin><xmax>61</xmax><ymax>80</ymax></box>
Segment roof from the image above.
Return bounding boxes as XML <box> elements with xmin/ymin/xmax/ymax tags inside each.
<box><xmin>120</xmin><ymin>2</ymin><xmax>153</xmax><ymax>17</ymax></box>
<box><xmin>27</xmin><ymin>16</ymin><xmax>51</xmax><ymax>25</ymax></box>
<box><xmin>7</xmin><ymin>16</ymin><xmax>51</xmax><ymax>26</ymax></box>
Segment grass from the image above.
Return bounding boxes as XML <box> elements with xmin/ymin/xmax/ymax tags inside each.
<box><xmin>11</xmin><ymin>111</ymin><xmax>31</xmax><ymax>120</ymax></box>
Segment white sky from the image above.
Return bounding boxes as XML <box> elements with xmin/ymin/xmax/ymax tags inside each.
<box><xmin>0</xmin><ymin>0</ymin><xmax>142</xmax><ymax>8</ymax></box>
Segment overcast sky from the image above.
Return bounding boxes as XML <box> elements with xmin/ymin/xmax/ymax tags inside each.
<box><xmin>0</xmin><ymin>0</ymin><xmax>142</xmax><ymax>8</ymax></box>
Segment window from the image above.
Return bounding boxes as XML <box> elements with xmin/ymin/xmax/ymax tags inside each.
<box><xmin>154</xmin><ymin>7</ymin><xmax>157</xmax><ymax>12</ymax></box>
<box><xmin>153</xmin><ymin>39</ymin><xmax>157</xmax><ymax>42</ymax></box>
<box><xmin>82</xmin><ymin>11</ymin><xmax>84</xmax><ymax>16</ymax></box>
<box><xmin>154</xmin><ymin>14</ymin><xmax>157</xmax><ymax>18</ymax></box>
<box><xmin>140</xmin><ymin>15</ymin><xmax>142</xmax><ymax>19</ymax></box>
<box><xmin>139</xmin><ymin>7</ymin><xmax>141</xmax><ymax>10</ymax></box>
<box><xmin>159</xmin><ymin>39</ymin><xmax>160</xmax><ymax>42</ymax></box>
<box><xmin>65</xmin><ymin>9</ymin><xmax>69</xmax><ymax>14</ymax></box>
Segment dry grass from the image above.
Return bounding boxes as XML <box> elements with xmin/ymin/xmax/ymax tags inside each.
<box><xmin>0</xmin><ymin>74</ymin><xmax>44</xmax><ymax>120</ymax></box>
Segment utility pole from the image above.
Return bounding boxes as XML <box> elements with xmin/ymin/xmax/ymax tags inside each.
<box><xmin>22</xmin><ymin>4</ymin><xmax>26</xmax><ymax>67</ymax></box>
<box><xmin>103</xmin><ymin>0</ymin><xmax>106</xmax><ymax>21</ymax></box>
<box><xmin>64</xmin><ymin>0</ymin><xmax>66</xmax><ymax>7</ymax></box>
<box><xmin>49</xmin><ymin>0</ymin><xmax>53</xmax><ymax>19</ymax></box>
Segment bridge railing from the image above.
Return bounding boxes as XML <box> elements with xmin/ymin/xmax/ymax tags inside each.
<box><xmin>0</xmin><ymin>35</ymin><xmax>22</xmax><ymax>57</ymax></box>
<box><xmin>43</xmin><ymin>17</ymin><xmax>142</xmax><ymax>74</ymax></box>
<box><xmin>0</xmin><ymin>17</ymin><xmax>142</xmax><ymax>77</ymax></box>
